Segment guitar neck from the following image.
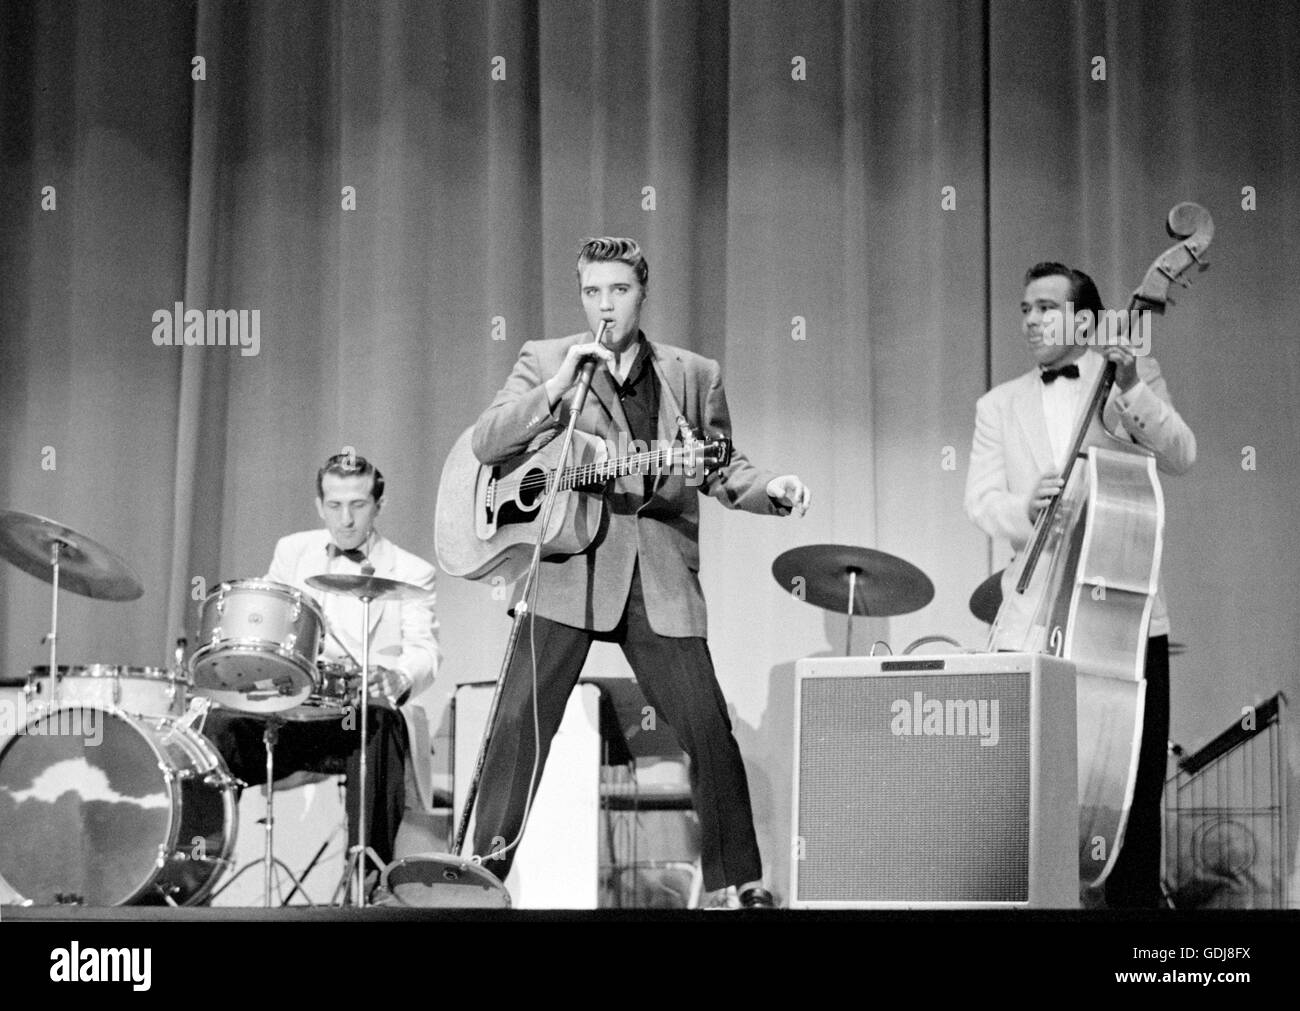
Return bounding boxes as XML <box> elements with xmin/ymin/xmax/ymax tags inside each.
<box><xmin>560</xmin><ymin>446</ymin><xmax>680</xmax><ymax>489</ymax></box>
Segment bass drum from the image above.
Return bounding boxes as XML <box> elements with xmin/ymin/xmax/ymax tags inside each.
<box><xmin>0</xmin><ymin>705</ymin><xmax>237</xmax><ymax>906</ymax></box>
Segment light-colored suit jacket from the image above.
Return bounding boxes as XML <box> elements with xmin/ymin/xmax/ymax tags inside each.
<box><xmin>472</xmin><ymin>333</ymin><xmax>786</xmax><ymax>637</ymax></box>
<box><xmin>964</xmin><ymin>350</ymin><xmax>1196</xmax><ymax>642</ymax></box>
<box><xmin>266</xmin><ymin>528</ymin><xmax>440</xmax><ymax>810</ymax></box>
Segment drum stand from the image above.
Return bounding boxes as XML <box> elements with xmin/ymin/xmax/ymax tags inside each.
<box><xmin>210</xmin><ymin>717</ymin><xmax>314</xmax><ymax>907</ymax></box>
<box><xmin>303</xmin><ymin>570</ymin><xmax>505</xmax><ymax>908</ymax></box>
<box><xmin>42</xmin><ymin>538</ymin><xmax>67</xmax><ymax>707</ymax></box>
<box><xmin>331</xmin><ymin>592</ymin><xmax>385</xmax><ymax>907</ymax></box>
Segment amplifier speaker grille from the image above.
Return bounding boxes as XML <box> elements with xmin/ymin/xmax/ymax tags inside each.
<box><xmin>791</xmin><ymin>654</ymin><xmax>1078</xmax><ymax>908</ymax></box>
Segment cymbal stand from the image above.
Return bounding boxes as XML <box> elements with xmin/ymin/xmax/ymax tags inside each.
<box><xmin>334</xmin><ymin>591</ymin><xmax>385</xmax><ymax>907</ymax></box>
<box><xmin>209</xmin><ymin>717</ymin><xmax>314</xmax><ymax>907</ymax></box>
<box><xmin>43</xmin><ymin>538</ymin><xmax>68</xmax><ymax>707</ymax></box>
<box><xmin>844</xmin><ymin>567</ymin><xmax>859</xmax><ymax>656</ymax></box>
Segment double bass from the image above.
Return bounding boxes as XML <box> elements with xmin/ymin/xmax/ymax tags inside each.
<box><xmin>989</xmin><ymin>202</ymin><xmax>1213</xmax><ymax>896</ymax></box>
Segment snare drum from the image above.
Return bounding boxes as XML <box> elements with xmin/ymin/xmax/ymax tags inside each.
<box><xmin>26</xmin><ymin>664</ymin><xmax>190</xmax><ymax>718</ymax></box>
<box><xmin>191</xmin><ymin>578</ymin><xmax>325</xmax><ymax>714</ymax></box>
<box><xmin>0</xmin><ymin>705</ymin><xmax>238</xmax><ymax>906</ymax></box>
<box><xmin>281</xmin><ymin>662</ymin><xmax>360</xmax><ymax>723</ymax></box>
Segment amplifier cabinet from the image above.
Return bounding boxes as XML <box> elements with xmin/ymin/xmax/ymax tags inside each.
<box><xmin>790</xmin><ymin>652</ymin><xmax>1078</xmax><ymax>908</ymax></box>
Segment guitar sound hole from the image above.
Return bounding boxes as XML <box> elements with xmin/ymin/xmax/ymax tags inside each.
<box><xmin>516</xmin><ymin>468</ymin><xmax>546</xmax><ymax>510</ymax></box>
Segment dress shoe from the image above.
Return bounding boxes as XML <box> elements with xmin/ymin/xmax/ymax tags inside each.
<box><xmin>738</xmin><ymin>885</ymin><xmax>776</xmax><ymax>909</ymax></box>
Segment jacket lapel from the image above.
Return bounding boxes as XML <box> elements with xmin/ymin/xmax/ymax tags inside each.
<box><xmin>588</xmin><ymin>364</ymin><xmax>632</xmax><ymax>442</ymax></box>
<box><xmin>1012</xmin><ymin>371</ymin><xmax>1057</xmax><ymax>475</ymax></box>
<box><xmin>647</xmin><ymin>341</ymin><xmax>688</xmax><ymax>495</ymax></box>
<box><xmin>648</xmin><ymin>340</ymin><xmax>686</xmax><ymax>443</ymax></box>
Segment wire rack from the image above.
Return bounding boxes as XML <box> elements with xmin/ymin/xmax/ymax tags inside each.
<box><xmin>1163</xmin><ymin>693</ymin><xmax>1288</xmax><ymax>909</ymax></box>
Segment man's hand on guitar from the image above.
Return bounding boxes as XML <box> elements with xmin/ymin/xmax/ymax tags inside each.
<box><xmin>1026</xmin><ymin>471</ymin><xmax>1065</xmax><ymax>518</ymax></box>
<box><xmin>767</xmin><ymin>475</ymin><xmax>812</xmax><ymax>516</ymax></box>
<box><xmin>545</xmin><ymin>341</ymin><xmax>615</xmax><ymax>407</ymax></box>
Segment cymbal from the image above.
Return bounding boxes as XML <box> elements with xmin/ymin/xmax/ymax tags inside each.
<box><xmin>969</xmin><ymin>569</ymin><xmax>1005</xmax><ymax>624</ymax></box>
<box><xmin>0</xmin><ymin>510</ymin><xmax>143</xmax><ymax>601</ymax></box>
<box><xmin>771</xmin><ymin>544</ymin><xmax>934</xmax><ymax>617</ymax></box>
<box><xmin>306</xmin><ymin>572</ymin><xmax>427</xmax><ymax>601</ymax></box>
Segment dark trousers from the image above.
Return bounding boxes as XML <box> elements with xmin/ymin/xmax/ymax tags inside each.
<box><xmin>472</xmin><ymin>567</ymin><xmax>763</xmax><ymax>892</ymax></box>
<box><xmin>1105</xmin><ymin>635</ymin><xmax>1170</xmax><ymax>908</ymax></box>
<box><xmin>204</xmin><ymin>706</ymin><xmax>409</xmax><ymax>865</ymax></box>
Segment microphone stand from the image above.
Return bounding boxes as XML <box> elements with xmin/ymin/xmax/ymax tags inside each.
<box><xmin>452</xmin><ymin>323</ymin><xmax>610</xmax><ymax>863</ymax></box>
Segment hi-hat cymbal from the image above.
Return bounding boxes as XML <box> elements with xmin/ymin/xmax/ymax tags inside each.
<box><xmin>969</xmin><ymin>569</ymin><xmax>1005</xmax><ymax>624</ymax></box>
<box><xmin>0</xmin><ymin>510</ymin><xmax>143</xmax><ymax>601</ymax></box>
<box><xmin>306</xmin><ymin>572</ymin><xmax>427</xmax><ymax>601</ymax></box>
<box><xmin>771</xmin><ymin>544</ymin><xmax>934</xmax><ymax>617</ymax></box>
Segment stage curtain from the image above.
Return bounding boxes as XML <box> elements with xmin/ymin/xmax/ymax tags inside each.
<box><xmin>2</xmin><ymin>0</ymin><xmax>1297</xmax><ymax>903</ymax></box>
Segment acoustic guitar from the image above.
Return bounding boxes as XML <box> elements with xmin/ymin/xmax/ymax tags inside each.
<box><xmin>435</xmin><ymin>425</ymin><xmax>731</xmax><ymax>584</ymax></box>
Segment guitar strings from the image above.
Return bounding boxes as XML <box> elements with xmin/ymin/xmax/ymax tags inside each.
<box><xmin>490</xmin><ymin>446</ymin><xmax>682</xmax><ymax>497</ymax></box>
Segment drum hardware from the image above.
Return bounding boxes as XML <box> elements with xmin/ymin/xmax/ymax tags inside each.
<box><xmin>189</xmin><ymin>579</ymin><xmax>326</xmax><ymax>714</ymax></box>
<box><xmin>772</xmin><ymin>544</ymin><xmax>935</xmax><ymax>656</ymax></box>
<box><xmin>902</xmin><ymin>634</ymin><xmax>964</xmax><ymax>654</ymax></box>
<box><xmin>208</xmin><ymin>717</ymin><xmax>314</xmax><ymax>908</ymax></box>
<box><xmin>279</xmin><ymin>662</ymin><xmax>361</xmax><ymax>723</ymax></box>
<box><xmin>25</xmin><ymin>665</ymin><xmax>192</xmax><ymax>720</ymax></box>
<box><xmin>305</xmin><ymin>572</ymin><xmax>427</xmax><ymax>907</ymax></box>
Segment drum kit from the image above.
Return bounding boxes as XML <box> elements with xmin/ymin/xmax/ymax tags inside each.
<box><xmin>0</xmin><ymin>509</ymin><xmax>426</xmax><ymax>909</ymax></box>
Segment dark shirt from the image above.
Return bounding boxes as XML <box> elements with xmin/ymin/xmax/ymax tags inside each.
<box><xmin>611</xmin><ymin>337</ymin><xmax>660</xmax><ymax>504</ymax></box>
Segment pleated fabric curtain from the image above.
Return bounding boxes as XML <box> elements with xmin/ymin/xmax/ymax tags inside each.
<box><xmin>2</xmin><ymin>0</ymin><xmax>1297</xmax><ymax>902</ymax></box>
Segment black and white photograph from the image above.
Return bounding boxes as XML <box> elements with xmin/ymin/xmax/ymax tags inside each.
<box><xmin>0</xmin><ymin>0</ymin><xmax>1295</xmax><ymax>993</ymax></box>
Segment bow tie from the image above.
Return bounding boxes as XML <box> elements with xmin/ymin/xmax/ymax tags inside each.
<box><xmin>1040</xmin><ymin>364</ymin><xmax>1080</xmax><ymax>384</ymax></box>
<box><xmin>328</xmin><ymin>544</ymin><xmax>370</xmax><ymax>566</ymax></box>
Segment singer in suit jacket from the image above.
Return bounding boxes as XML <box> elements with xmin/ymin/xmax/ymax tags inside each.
<box><xmin>468</xmin><ymin>237</ymin><xmax>811</xmax><ymax>908</ymax></box>
<box><xmin>964</xmin><ymin>262</ymin><xmax>1195</xmax><ymax>907</ymax></box>
<box><xmin>204</xmin><ymin>454</ymin><xmax>439</xmax><ymax>869</ymax></box>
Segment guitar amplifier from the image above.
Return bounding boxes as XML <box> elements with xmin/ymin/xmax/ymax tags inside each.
<box><xmin>790</xmin><ymin>652</ymin><xmax>1078</xmax><ymax>908</ymax></box>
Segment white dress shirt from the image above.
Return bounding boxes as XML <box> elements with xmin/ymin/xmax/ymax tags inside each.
<box><xmin>1039</xmin><ymin>351</ymin><xmax>1095</xmax><ymax>471</ymax></box>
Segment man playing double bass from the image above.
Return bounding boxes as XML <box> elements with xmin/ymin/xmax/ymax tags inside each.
<box><xmin>964</xmin><ymin>262</ymin><xmax>1196</xmax><ymax>908</ymax></box>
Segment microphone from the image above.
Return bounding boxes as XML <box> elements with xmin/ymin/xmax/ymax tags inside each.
<box><xmin>575</xmin><ymin>319</ymin><xmax>612</xmax><ymax>397</ymax></box>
